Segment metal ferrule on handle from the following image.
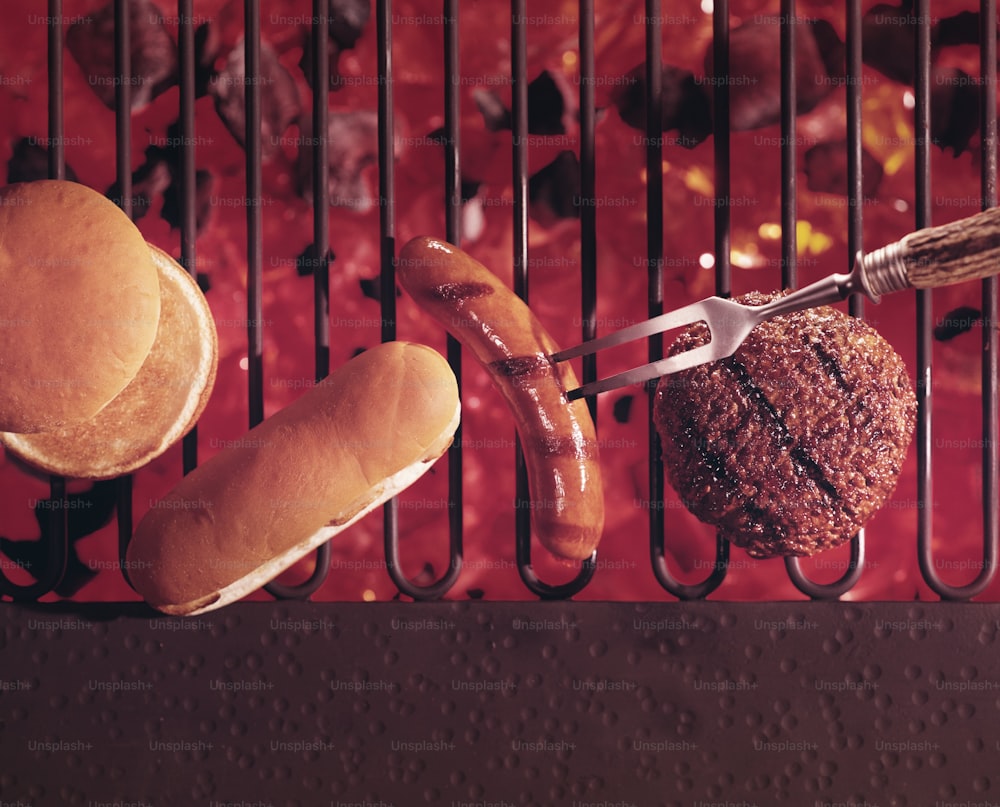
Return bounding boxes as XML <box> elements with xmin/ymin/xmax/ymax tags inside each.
<box><xmin>858</xmin><ymin>242</ymin><xmax>913</xmax><ymax>301</ymax></box>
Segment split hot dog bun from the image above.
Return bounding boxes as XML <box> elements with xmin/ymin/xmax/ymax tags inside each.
<box><xmin>397</xmin><ymin>236</ymin><xmax>604</xmax><ymax>561</ymax></box>
<box><xmin>0</xmin><ymin>180</ymin><xmax>161</xmax><ymax>433</ymax></box>
<box><xmin>126</xmin><ymin>341</ymin><xmax>460</xmax><ymax>615</ymax></box>
<box><xmin>2</xmin><ymin>244</ymin><xmax>218</xmax><ymax>479</ymax></box>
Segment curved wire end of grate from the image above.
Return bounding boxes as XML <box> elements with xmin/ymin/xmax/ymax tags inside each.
<box><xmin>0</xmin><ymin>477</ymin><xmax>69</xmax><ymax>601</ymax></box>
<box><xmin>785</xmin><ymin>532</ymin><xmax>866</xmax><ymax>601</ymax></box>
<box><xmin>651</xmin><ymin>530</ymin><xmax>729</xmax><ymax>601</ymax></box>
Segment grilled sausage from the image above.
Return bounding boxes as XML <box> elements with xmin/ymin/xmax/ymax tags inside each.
<box><xmin>397</xmin><ymin>236</ymin><xmax>604</xmax><ymax>561</ymax></box>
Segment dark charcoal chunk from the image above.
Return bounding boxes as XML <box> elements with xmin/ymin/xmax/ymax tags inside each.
<box><xmin>294</xmin><ymin>244</ymin><xmax>335</xmax><ymax>277</ymax></box>
<box><xmin>861</xmin><ymin>3</ymin><xmax>916</xmax><ymax>85</ymax></box>
<box><xmin>358</xmin><ymin>276</ymin><xmax>400</xmax><ymax>300</ymax></box>
<box><xmin>934</xmin><ymin>306</ymin><xmax>981</xmax><ymax>341</ymax></box>
<box><xmin>804</xmin><ymin>140</ymin><xmax>884</xmax><ymax>199</ymax></box>
<box><xmin>461</xmin><ymin>179</ymin><xmax>481</xmax><ymax>203</ymax></box>
<box><xmin>528</xmin><ymin>150</ymin><xmax>581</xmax><ymax>223</ymax></box>
<box><xmin>705</xmin><ymin>18</ymin><xmax>834</xmax><ymax>131</ymax></box>
<box><xmin>613</xmin><ymin>394</ymin><xmax>634</xmax><ymax>424</ymax></box>
<box><xmin>209</xmin><ymin>36</ymin><xmax>301</xmax><ymax>161</ymax></box>
<box><xmin>66</xmin><ymin>0</ymin><xmax>178</xmax><ymax>112</ymax></box>
<box><xmin>193</xmin><ymin>22</ymin><xmax>218</xmax><ymax>98</ymax></box>
<box><xmin>298</xmin><ymin>30</ymin><xmax>344</xmax><ymax>93</ymax></box>
<box><xmin>932</xmin><ymin>10</ymin><xmax>980</xmax><ymax>48</ymax></box>
<box><xmin>105</xmin><ymin>157</ymin><xmax>172</xmax><ymax>222</ymax></box>
<box><xmin>472</xmin><ymin>71</ymin><xmax>575</xmax><ymax>135</ymax></box>
<box><xmin>6</xmin><ymin>138</ymin><xmax>79</xmax><ymax>183</ymax></box>
<box><xmin>160</xmin><ymin>168</ymin><xmax>214</xmax><ymax>232</ymax></box>
<box><xmin>473</xmin><ymin>88</ymin><xmax>513</xmax><ymax>132</ymax></box>
<box><xmin>807</xmin><ymin>19</ymin><xmax>847</xmax><ymax>85</ymax></box>
<box><xmin>0</xmin><ymin>480</ymin><xmax>117</xmax><ymax>598</ymax></box>
<box><xmin>328</xmin><ymin>0</ymin><xmax>371</xmax><ymax>50</ymax></box>
<box><xmin>612</xmin><ymin>63</ymin><xmax>712</xmax><ymax>148</ymax></box>
<box><xmin>931</xmin><ymin>67</ymin><xmax>980</xmax><ymax>156</ymax></box>
<box><xmin>296</xmin><ymin>110</ymin><xmax>382</xmax><ymax>212</ymax></box>
<box><xmin>528</xmin><ymin>70</ymin><xmax>567</xmax><ymax>135</ymax></box>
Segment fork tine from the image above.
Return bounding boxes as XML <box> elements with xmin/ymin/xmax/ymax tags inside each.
<box><xmin>565</xmin><ymin>343</ymin><xmax>721</xmax><ymax>400</ymax></box>
<box><xmin>550</xmin><ymin>299</ymin><xmax>716</xmax><ymax>362</ymax></box>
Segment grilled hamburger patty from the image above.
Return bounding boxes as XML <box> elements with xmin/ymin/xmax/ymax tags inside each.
<box><xmin>653</xmin><ymin>291</ymin><xmax>917</xmax><ymax>558</ymax></box>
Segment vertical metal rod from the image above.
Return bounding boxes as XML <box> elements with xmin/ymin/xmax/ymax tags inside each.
<box><xmin>579</xmin><ymin>0</ymin><xmax>598</xmax><ymax>426</ymax></box>
<box><xmin>0</xmin><ymin>2</ymin><xmax>70</xmax><ymax>600</ymax></box>
<box><xmin>846</xmin><ymin>0</ymin><xmax>865</xmax><ymax>320</ymax></box>
<box><xmin>377</xmin><ymin>0</ymin><xmax>400</xmax><ymax>579</ymax></box>
<box><xmin>913</xmin><ymin>0</ymin><xmax>936</xmax><ymax>594</ymax></box>
<box><xmin>645</xmin><ymin>0</ymin><xmax>666</xmax><ymax>577</ymax></box>
<box><xmin>979</xmin><ymin>0</ymin><xmax>999</xmax><ymax>595</ymax></box>
<box><xmin>47</xmin><ymin>0</ymin><xmax>68</xmax><ymax>589</ymax></box>
<box><xmin>383</xmin><ymin>3</ymin><xmax>462</xmax><ymax>600</ymax></box>
<box><xmin>779</xmin><ymin>0</ymin><xmax>796</xmax><ymax>291</ymax></box>
<box><xmin>114</xmin><ymin>0</ymin><xmax>134</xmax><ymax>587</ymax></box>
<box><xmin>785</xmin><ymin>0</ymin><xmax>864</xmax><ymax>598</ymax></box>
<box><xmin>313</xmin><ymin>4</ymin><xmax>331</xmax><ymax>386</ymax></box>
<box><xmin>918</xmin><ymin>0</ymin><xmax>997</xmax><ymax>599</ymax></box>
<box><xmin>511</xmin><ymin>0</ymin><xmax>531</xmax><ymax>561</ymax></box>
<box><xmin>443</xmin><ymin>0</ymin><xmax>465</xmax><ymax>567</ymax></box>
<box><xmin>510</xmin><ymin>1</ymin><xmax>594</xmax><ymax>598</ymax></box>
<box><xmin>712</xmin><ymin>0</ymin><xmax>730</xmax><ymax>300</ymax></box>
<box><xmin>650</xmin><ymin>0</ymin><xmax>728</xmax><ymax>600</ymax></box>
<box><xmin>245</xmin><ymin>0</ymin><xmax>264</xmax><ymax>431</ymax></box>
<box><xmin>47</xmin><ymin>0</ymin><xmax>64</xmax><ymax>180</ymax></box>
<box><xmin>178</xmin><ymin>0</ymin><xmax>199</xmax><ymax>476</ymax></box>
<box><xmin>265</xmin><ymin>0</ymin><xmax>332</xmax><ymax>600</ymax></box>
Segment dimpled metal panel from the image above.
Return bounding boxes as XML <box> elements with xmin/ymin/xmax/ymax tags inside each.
<box><xmin>1</xmin><ymin>601</ymin><xmax>999</xmax><ymax>806</ymax></box>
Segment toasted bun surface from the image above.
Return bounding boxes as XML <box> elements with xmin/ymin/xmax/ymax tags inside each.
<box><xmin>1</xmin><ymin>244</ymin><xmax>217</xmax><ymax>478</ymax></box>
<box><xmin>0</xmin><ymin>180</ymin><xmax>161</xmax><ymax>433</ymax></box>
<box><xmin>126</xmin><ymin>341</ymin><xmax>460</xmax><ymax>615</ymax></box>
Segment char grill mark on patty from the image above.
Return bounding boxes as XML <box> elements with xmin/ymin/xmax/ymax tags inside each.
<box><xmin>805</xmin><ymin>335</ymin><xmax>852</xmax><ymax>395</ymax></box>
<box><xmin>674</xmin><ymin>412</ymin><xmax>775</xmax><ymax>527</ymax></box>
<box><xmin>725</xmin><ymin>357</ymin><xmax>841</xmax><ymax>504</ymax></box>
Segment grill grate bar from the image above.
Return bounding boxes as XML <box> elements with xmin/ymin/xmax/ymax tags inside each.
<box><xmin>579</xmin><ymin>0</ymin><xmax>598</xmax><ymax>426</ymax></box>
<box><xmin>508</xmin><ymin>1</ymin><xmax>595</xmax><ymax>598</ymax></box>
<box><xmin>785</xmin><ymin>1</ymin><xmax>866</xmax><ymax>598</ymax></box>
<box><xmin>779</xmin><ymin>0</ymin><xmax>797</xmax><ymax>292</ymax></box>
<box><xmin>916</xmin><ymin>0</ymin><xmax>998</xmax><ymax>599</ymax></box>
<box><xmin>443</xmin><ymin>0</ymin><xmax>465</xmax><ymax>568</ymax></box>
<box><xmin>178</xmin><ymin>0</ymin><xmax>199</xmax><ymax>476</ymax></box>
<box><xmin>651</xmin><ymin>0</ymin><xmax>730</xmax><ymax>599</ymax></box>
<box><xmin>0</xmin><ymin>0</ymin><xmax>73</xmax><ymax>600</ymax></box>
<box><xmin>244</xmin><ymin>0</ymin><xmax>264</xmax><ymax>431</ymax></box>
<box><xmin>383</xmin><ymin>0</ymin><xmax>463</xmax><ymax>601</ymax></box>
<box><xmin>265</xmin><ymin>0</ymin><xmax>334</xmax><ymax>600</ymax></box>
<box><xmin>113</xmin><ymin>0</ymin><xmax>136</xmax><ymax>592</ymax></box>
<box><xmin>980</xmin><ymin>0</ymin><xmax>1000</xmax><ymax>594</ymax></box>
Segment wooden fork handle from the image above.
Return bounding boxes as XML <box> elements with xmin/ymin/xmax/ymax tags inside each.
<box><xmin>903</xmin><ymin>206</ymin><xmax>1000</xmax><ymax>289</ymax></box>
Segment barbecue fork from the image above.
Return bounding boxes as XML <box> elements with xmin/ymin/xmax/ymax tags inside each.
<box><xmin>552</xmin><ymin>206</ymin><xmax>1000</xmax><ymax>400</ymax></box>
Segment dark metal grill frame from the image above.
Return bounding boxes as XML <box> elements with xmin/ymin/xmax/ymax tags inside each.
<box><xmin>1</xmin><ymin>0</ymin><xmax>998</xmax><ymax>603</ymax></box>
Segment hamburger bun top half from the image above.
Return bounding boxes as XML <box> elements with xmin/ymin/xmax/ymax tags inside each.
<box><xmin>0</xmin><ymin>180</ymin><xmax>161</xmax><ymax>433</ymax></box>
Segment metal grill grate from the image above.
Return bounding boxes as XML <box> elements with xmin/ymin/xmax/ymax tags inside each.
<box><xmin>1</xmin><ymin>0</ymin><xmax>998</xmax><ymax>603</ymax></box>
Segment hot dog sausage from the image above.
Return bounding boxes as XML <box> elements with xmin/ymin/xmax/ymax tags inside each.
<box><xmin>397</xmin><ymin>236</ymin><xmax>604</xmax><ymax>561</ymax></box>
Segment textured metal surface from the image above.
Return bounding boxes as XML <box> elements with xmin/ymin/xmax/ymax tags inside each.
<box><xmin>2</xmin><ymin>601</ymin><xmax>1000</xmax><ymax>805</ymax></box>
